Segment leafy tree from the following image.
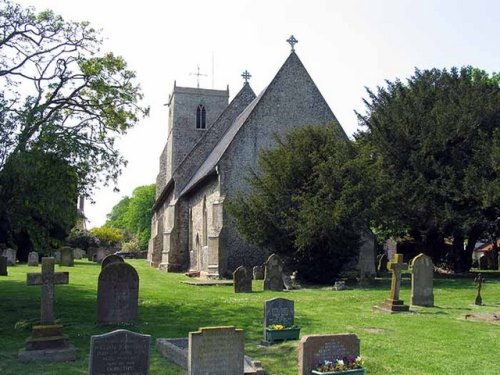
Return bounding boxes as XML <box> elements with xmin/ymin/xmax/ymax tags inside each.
<box><xmin>106</xmin><ymin>196</ymin><xmax>131</xmax><ymax>229</ymax></box>
<box><xmin>357</xmin><ymin>67</ymin><xmax>500</xmax><ymax>271</ymax></box>
<box><xmin>66</xmin><ymin>228</ymin><xmax>99</xmax><ymax>251</ymax></box>
<box><xmin>228</xmin><ymin>125</ymin><xmax>374</xmax><ymax>283</ymax></box>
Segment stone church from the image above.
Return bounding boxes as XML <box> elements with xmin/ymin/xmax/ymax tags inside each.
<box><xmin>148</xmin><ymin>37</ymin><xmax>375</xmax><ymax>278</ymax></box>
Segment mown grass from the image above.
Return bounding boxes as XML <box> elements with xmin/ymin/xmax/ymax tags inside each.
<box><xmin>0</xmin><ymin>260</ymin><xmax>499</xmax><ymax>374</ymax></box>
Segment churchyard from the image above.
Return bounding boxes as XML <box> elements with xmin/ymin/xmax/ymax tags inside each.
<box><xmin>0</xmin><ymin>259</ymin><xmax>499</xmax><ymax>374</ymax></box>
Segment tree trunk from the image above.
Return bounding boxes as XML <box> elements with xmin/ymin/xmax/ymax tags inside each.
<box><xmin>452</xmin><ymin>232</ymin><xmax>466</xmax><ymax>273</ymax></box>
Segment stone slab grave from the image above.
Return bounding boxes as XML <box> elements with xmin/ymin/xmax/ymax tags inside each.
<box><xmin>0</xmin><ymin>255</ymin><xmax>8</xmax><ymax>276</ymax></box>
<box><xmin>233</xmin><ymin>265</ymin><xmax>252</xmax><ymax>293</ymax></box>
<box><xmin>373</xmin><ymin>253</ymin><xmax>410</xmax><ymax>313</ymax></box>
<box><xmin>59</xmin><ymin>246</ymin><xmax>74</xmax><ymax>266</ymax></box>
<box><xmin>261</xmin><ymin>297</ymin><xmax>296</xmax><ymax>345</ymax></box>
<box><xmin>156</xmin><ymin>326</ymin><xmax>265</xmax><ymax>374</ymax></box>
<box><xmin>28</xmin><ymin>251</ymin><xmax>39</xmax><ymax>266</ymax></box>
<box><xmin>253</xmin><ymin>265</ymin><xmax>264</xmax><ymax>280</ymax></box>
<box><xmin>101</xmin><ymin>254</ymin><xmax>125</xmax><ymax>270</ymax></box>
<box><xmin>463</xmin><ymin>312</ymin><xmax>500</xmax><ymax>324</ymax></box>
<box><xmin>89</xmin><ymin>329</ymin><xmax>151</xmax><ymax>375</ymax></box>
<box><xmin>18</xmin><ymin>257</ymin><xmax>76</xmax><ymax>362</ymax></box>
<box><xmin>97</xmin><ymin>262</ymin><xmax>139</xmax><ymax>325</ymax></box>
<box><xmin>298</xmin><ymin>333</ymin><xmax>360</xmax><ymax>375</ymax></box>
<box><xmin>3</xmin><ymin>248</ymin><xmax>16</xmax><ymax>266</ymax></box>
<box><xmin>410</xmin><ymin>253</ymin><xmax>434</xmax><ymax>307</ymax></box>
<box><xmin>263</xmin><ymin>253</ymin><xmax>284</xmax><ymax>291</ymax></box>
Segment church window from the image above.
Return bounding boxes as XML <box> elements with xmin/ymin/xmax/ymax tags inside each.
<box><xmin>196</xmin><ymin>104</ymin><xmax>207</xmax><ymax>129</ymax></box>
<box><xmin>202</xmin><ymin>196</ymin><xmax>208</xmax><ymax>246</ymax></box>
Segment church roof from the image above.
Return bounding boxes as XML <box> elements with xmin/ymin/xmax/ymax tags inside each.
<box><xmin>180</xmin><ymin>51</ymin><xmax>346</xmax><ymax>197</ymax></box>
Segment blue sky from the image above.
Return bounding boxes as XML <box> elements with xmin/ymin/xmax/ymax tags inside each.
<box><xmin>15</xmin><ymin>0</ymin><xmax>500</xmax><ymax>227</ymax></box>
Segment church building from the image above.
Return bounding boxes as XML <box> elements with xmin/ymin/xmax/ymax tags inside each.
<box><xmin>148</xmin><ymin>36</ymin><xmax>362</xmax><ymax>278</ymax></box>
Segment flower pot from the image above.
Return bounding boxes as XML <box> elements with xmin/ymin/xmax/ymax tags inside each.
<box><xmin>312</xmin><ymin>368</ymin><xmax>365</xmax><ymax>375</ymax></box>
<box><xmin>265</xmin><ymin>327</ymin><xmax>300</xmax><ymax>343</ymax></box>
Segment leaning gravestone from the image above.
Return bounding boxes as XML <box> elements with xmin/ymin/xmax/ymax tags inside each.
<box><xmin>298</xmin><ymin>333</ymin><xmax>360</xmax><ymax>375</ymax></box>
<box><xmin>3</xmin><ymin>248</ymin><xmax>16</xmax><ymax>266</ymax></box>
<box><xmin>233</xmin><ymin>265</ymin><xmax>252</xmax><ymax>293</ymax></box>
<box><xmin>97</xmin><ymin>262</ymin><xmax>139</xmax><ymax>325</ymax></box>
<box><xmin>263</xmin><ymin>253</ymin><xmax>284</xmax><ymax>291</ymax></box>
<box><xmin>89</xmin><ymin>329</ymin><xmax>151</xmax><ymax>375</ymax></box>
<box><xmin>188</xmin><ymin>326</ymin><xmax>244</xmax><ymax>375</ymax></box>
<box><xmin>0</xmin><ymin>256</ymin><xmax>7</xmax><ymax>276</ymax></box>
<box><xmin>253</xmin><ymin>265</ymin><xmax>264</xmax><ymax>280</ymax></box>
<box><xmin>101</xmin><ymin>254</ymin><xmax>125</xmax><ymax>270</ymax></box>
<box><xmin>59</xmin><ymin>247</ymin><xmax>74</xmax><ymax>267</ymax></box>
<box><xmin>410</xmin><ymin>253</ymin><xmax>434</xmax><ymax>307</ymax></box>
<box><xmin>262</xmin><ymin>297</ymin><xmax>295</xmax><ymax>345</ymax></box>
<box><xmin>28</xmin><ymin>251</ymin><xmax>39</xmax><ymax>267</ymax></box>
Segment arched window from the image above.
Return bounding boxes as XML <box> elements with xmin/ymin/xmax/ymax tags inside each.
<box><xmin>196</xmin><ymin>104</ymin><xmax>207</xmax><ymax>129</ymax></box>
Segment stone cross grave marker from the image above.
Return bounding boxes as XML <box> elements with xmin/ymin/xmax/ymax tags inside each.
<box><xmin>59</xmin><ymin>246</ymin><xmax>74</xmax><ymax>266</ymax></box>
<box><xmin>28</xmin><ymin>251</ymin><xmax>39</xmax><ymax>266</ymax></box>
<box><xmin>0</xmin><ymin>256</ymin><xmax>7</xmax><ymax>276</ymax></box>
<box><xmin>253</xmin><ymin>265</ymin><xmax>264</xmax><ymax>280</ymax></box>
<box><xmin>101</xmin><ymin>254</ymin><xmax>125</xmax><ymax>270</ymax></box>
<box><xmin>97</xmin><ymin>262</ymin><xmax>139</xmax><ymax>325</ymax></box>
<box><xmin>474</xmin><ymin>273</ymin><xmax>485</xmax><ymax>306</ymax></box>
<box><xmin>373</xmin><ymin>253</ymin><xmax>409</xmax><ymax>312</ymax></box>
<box><xmin>410</xmin><ymin>253</ymin><xmax>434</xmax><ymax>307</ymax></box>
<box><xmin>27</xmin><ymin>257</ymin><xmax>69</xmax><ymax>324</ymax></box>
<box><xmin>262</xmin><ymin>297</ymin><xmax>295</xmax><ymax>345</ymax></box>
<box><xmin>233</xmin><ymin>265</ymin><xmax>252</xmax><ymax>293</ymax></box>
<box><xmin>298</xmin><ymin>333</ymin><xmax>360</xmax><ymax>375</ymax></box>
<box><xmin>264</xmin><ymin>253</ymin><xmax>284</xmax><ymax>291</ymax></box>
<box><xmin>89</xmin><ymin>329</ymin><xmax>151</xmax><ymax>375</ymax></box>
<box><xmin>188</xmin><ymin>326</ymin><xmax>244</xmax><ymax>375</ymax></box>
<box><xmin>3</xmin><ymin>248</ymin><xmax>16</xmax><ymax>266</ymax></box>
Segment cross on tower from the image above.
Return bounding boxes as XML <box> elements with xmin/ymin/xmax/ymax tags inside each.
<box><xmin>27</xmin><ymin>257</ymin><xmax>69</xmax><ymax>325</ymax></box>
<box><xmin>286</xmin><ymin>35</ymin><xmax>298</xmax><ymax>51</ymax></box>
<box><xmin>189</xmin><ymin>65</ymin><xmax>208</xmax><ymax>88</ymax></box>
<box><xmin>241</xmin><ymin>70</ymin><xmax>251</xmax><ymax>84</ymax></box>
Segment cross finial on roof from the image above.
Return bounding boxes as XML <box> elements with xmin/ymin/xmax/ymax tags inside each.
<box><xmin>189</xmin><ymin>65</ymin><xmax>208</xmax><ymax>88</ymax></box>
<box><xmin>286</xmin><ymin>35</ymin><xmax>298</xmax><ymax>52</ymax></box>
<box><xmin>241</xmin><ymin>70</ymin><xmax>251</xmax><ymax>84</ymax></box>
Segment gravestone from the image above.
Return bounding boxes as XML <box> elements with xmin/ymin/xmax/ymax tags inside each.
<box><xmin>377</xmin><ymin>253</ymin><xmax>388</xmax><ymax>273</ymax></box>
<box><xmin>298</xmin><ymin>334</ymin><xmax>360</xmax><ymax>375</ymax></box>
<box><xmin>59</xmin><ymin>246</ymin><xmax>74</xmax><ymax>266</ymax></box>
<box><xmin>262</xmin><ymin>297</ymin><xmax>295</xmax><ymax>345</ymax></box>
<box><xmin>53</xmin><ymin>249</ymin><xmax>61</xmax><ymax>264</ymax></box>
<box><xmin>478</xmin><ymin>255</ymin><xmax>488</xmax><ymax>270</ymax></box>
<box><xmin>101</xmin><ymin>254</ymin><xmax>125</xmax><ymax>270</ymax></box>
<box><xmin>89</xmin><ymin>329</ymin><xmax>151</xmax><ymax>375</ymax></box>
<box><xmin>263</xmin><ymin>253</ymin><xmax>284</xmax><ymax>291</ymax></box>
<box><xmin>96</xmin><ymin>247</ymin><xmax>115</xmax><ymax>263</ymax></box>
<box><xmin>0</xmin><ymin>256</ymin><xmax>7</xmax><ymax>276</ymax></box>
<box><xmin>282</xmin><ymin>274</ymin><xmax>292</xmax><ymax>290</ymax></box>
<box><xmin>73</xmin><ymin>248</ymin><xmax>85</xmax><ymax>259</ymax></box>
<box><xmin>373</xmin><ymin>253</ymin><xmax>410</xmax><ymax>313</ymax></box>
<box><xmin>18</xmin><ymin>257</ymin><xmax>75</xmax><ymax>362</ymax></box>
<box><xmin>97</xmin><ymin>262</ymin><xmax>139</xmax><ymax>325</ymax></box>
<box><xmin>410</xmin><ymin>253</ymin><xmax>434</xmax><ymax>307</ymax></box>
<box><xmin>333</xmin><ymin>281</ymin><xmax>347</xmax><ymax>291</ymax></box>
<box><xmin>384</xmin><ymin>238</ymin><xmax>397</xmax><ymax>261</ymax></box>
<box><xmin>28</xmin><ymin>251</ymin><xmax>39</xmax><ymax>266</ymax></box>
<box><xmin>188</xmin><ymin>326</ymin><xmax>244</xmax><ymax>375</ymax></box>
<box><xmin>3</xmin><ymin>248</ymin><xmax>16</xmax><ymax>266</ymax></box>
<box><xmin>233</xmin><ymin>265</ymin><xmax>252</xmax><ymax>293</ymax></box>
<box><xmin>253</xmin><ymin>265</ymin><xmax>264</xmax><ymax>280</ymax></box>
<box><xmin>88</xmin><ymin>247</ymin><xmax>98</xmax><ymax>261</ymax></box>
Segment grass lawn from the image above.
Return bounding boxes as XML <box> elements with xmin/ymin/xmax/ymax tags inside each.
<box><xmin>0</xmin><ymin>259</ymin><xmax>499</xmax><ymax>374</ymax></box>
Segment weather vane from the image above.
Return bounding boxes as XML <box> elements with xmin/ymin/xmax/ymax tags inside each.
<box><xmin>286</xmin><ymin>35</ymin><xmax>298</xmax><ymax>52</ymax></box>
<box><xmin>241</xmin><ymin>70</ymin><xmax>251</xmax><ymax>84</ymax></box>
<box><xmin>189</xmin><ymin>65</ymin><xmax>207</xmax><ymax>88</ymax></box>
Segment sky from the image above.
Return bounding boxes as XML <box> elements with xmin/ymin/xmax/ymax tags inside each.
<box><xmin>15</xmin><ymin>0</ymin><xmax>500</xmax><ymax>228</ymax></box>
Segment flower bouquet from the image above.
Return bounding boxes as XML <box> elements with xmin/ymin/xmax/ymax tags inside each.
<box><xmin>312</xmin><ymin>355</ymin><xmax>365</xmax><ymax>374</ymax></box>
<box><xmin>265</xmin><ymin>323</ymin><xmax>300</xmax><ymax>344</ymax></box>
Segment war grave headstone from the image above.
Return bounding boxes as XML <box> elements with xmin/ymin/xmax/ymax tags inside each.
<box><xmin>101</xmin><ymin>254</ymin><xmax>125</xmax><ymax>270</ymax></box>
<box><xmin>261</xmin><ymin>297</ymin><xmax>299</xmax><ymax>345</ymax></box>
<box><xmin>97</xmin><ymin>262</ymin><xmax>139</xmax><ymax>325</ymax></box>
<box><xmin>28</xmin><ymin>251</ymin><xmax>39</xmax><ymax>266</ymax></box>
<box><xmin>0</xmin><ymin>255</ymin><xmax>8</xmax><ymax>276</ymax></box>
<box><xmin>298</xmin><ymin>333</ymin><xmax>361</xmax><ymax>375</ymax></box>
<box><xmin>263</xmin><ymin>253</ymin><xmax>284</xmax><ymax>291</ymax></box>
<box><xmin>189</xmin><ymin>326</ymin><xmax>244</xmax><ymax>375</ymax></box>
<box><xmin>253</xmin><ymin>265</ymin><xmax>264</xmax><ymax>280</ymax></box>
<box><xmin>59</xmin><ymin>246</ymin><xmax>74</xmax><ymax>267</ymax></box>
<box><xmin>410</xmin><ymin>253</ymin><xmax>434</xmax><ymax>307</ymax></box>
<box><xmin>18</xmin><ymin>257</ymin><xmax>76</xmax><ymax>362</ymax></box>
<box><xmin>233</xmin><ymin>265</ymin><xmax>252</xmax><ymax>293</ymax></box>
<box><xmin>3</xmin><ymin>248</ymin><xmax>16</xmax><ymax>266</ymax></box>
<box><xmin>373</xmin><ymin>253</ymin><xmax>410</xmax><ymax>313</ymax></box>
<box><xmin>89</xmin><ymin>329</ymin><xmax>151</xmax><ymax>375</ymax></box>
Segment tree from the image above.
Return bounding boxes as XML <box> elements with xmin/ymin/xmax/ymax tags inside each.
<box><xmin>90</xmin><ymin>226</ymin><xmax>122</xmax><ymax>248</ymax></box>
<box><xmin>228</xmin><ymin>125</ymin><xmax>375</xmax><ymax>283</ymax></box>
<box><xmin>357</xmin><ymin>67</ymin><xmax>500</xmax><ymax>271</ymax></box>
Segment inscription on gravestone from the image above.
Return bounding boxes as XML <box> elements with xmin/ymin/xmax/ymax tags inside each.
<box><xmin>89</xmin><ymin>329</ymin><xmax>151</xmax><ymax>375</ymax></box>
